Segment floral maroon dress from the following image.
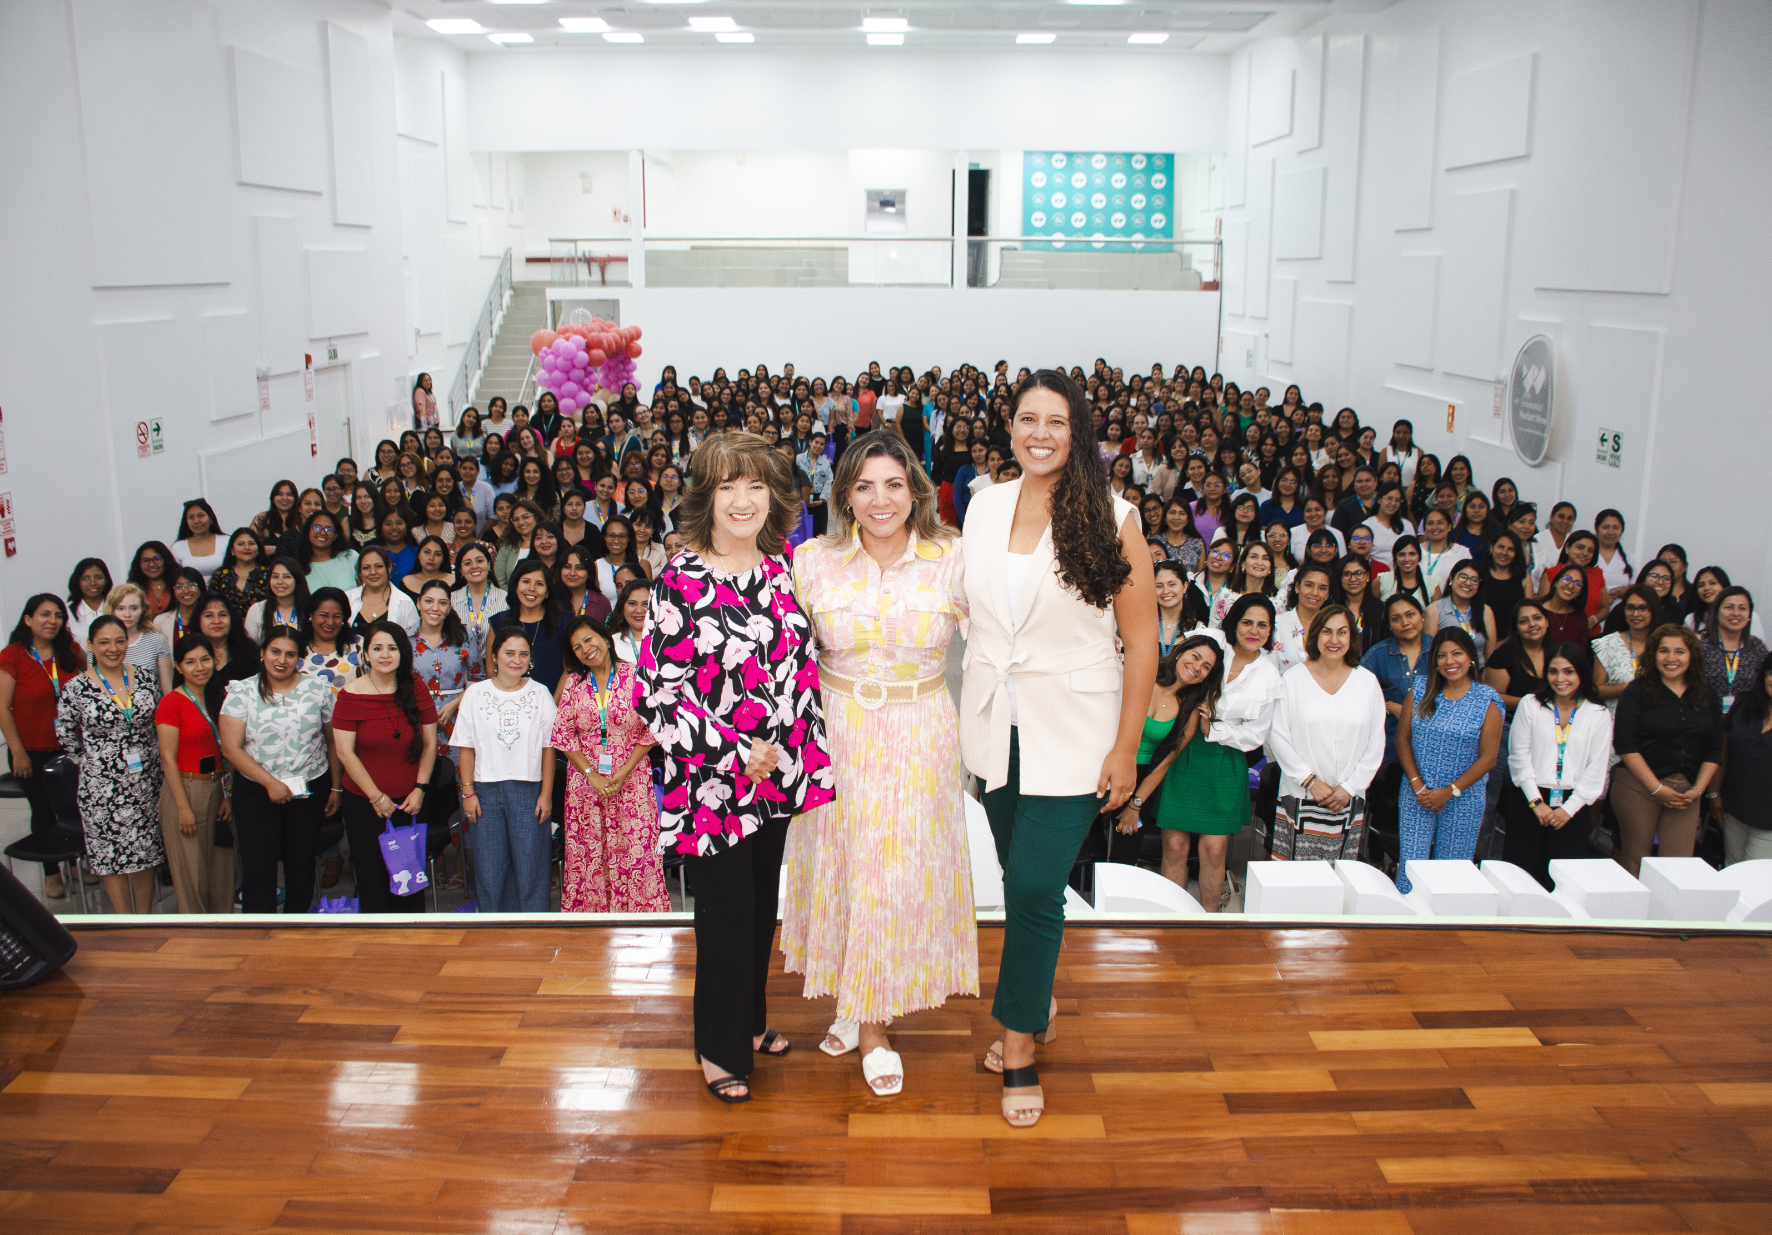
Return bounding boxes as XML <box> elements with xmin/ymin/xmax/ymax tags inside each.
<box><xmin>634</xmin><ymin>551</ymin><xmax>835</xmax><ymax>857</ymax></box>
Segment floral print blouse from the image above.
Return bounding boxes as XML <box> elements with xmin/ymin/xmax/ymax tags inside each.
<box><xmin>791</xmin><ymin>531</ymin><xmax>966</xmax><ymax>683</ymax></box>
<box><xmin>634</xmin><ymin>550</ymin><xmax>835</xmax><ymax>857</ymax></box>
<box><xmin>412</xmin><ymin>632</ymin><xmax>483</xmax><ymax>744</ymax></box>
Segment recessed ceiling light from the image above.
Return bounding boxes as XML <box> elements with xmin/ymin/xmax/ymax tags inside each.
<box><xmin>687</xmin><ymin>15</ymin><xmax>738</xmax><ymax>30</ymax></box>
<box><xmin>558</xmin><ymin>17</ymin><xmax>610</xmax><ymax>31</ymax></box>
<box><xmin>714</xmin><ymin>31</ymin><xmax>754</xmax><ymax>42</ymax></box>
<box><xmin>1128</xmin><ymin>32</ymin><xmax>1169</xmax><ymax>44</ymax></box>
<box><xmin>1016</xmin><ymin>32</ymin><xmax>1056</xmax><ymax>44</ymax></box>
<box><xmin>866</xmin><ymin>32</ymin><xmax>905</xmax><ymax>45</ymax></box>
<box><xmin>426</xmin><ymin>18</ymin><xmax>485</xmax><ymax>34</ymax></box>
<box><xmin>488</xmin><ymin>31</ymin><xmax>534</xmax><ymax>43</ymax></box>
<box><xmin>604</xmin><ymin>31</ymin><xmax>645</xmax><ymax>42</ymax></box>
<box><xmin>862</xmin><ymin>17</ymin><xmax>909</xmax><ymax>32</ymax></box>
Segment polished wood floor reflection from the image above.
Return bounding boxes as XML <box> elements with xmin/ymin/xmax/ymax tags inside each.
<box><xmin>4</xmin><ymin>922</ymin><xmax>1772</xmax><ymax>1233</ymax></box>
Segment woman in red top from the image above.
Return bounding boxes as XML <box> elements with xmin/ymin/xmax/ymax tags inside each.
<box><xmin>154</xmin><ymin>633</ymin><xmax>234</xmax><ymax>913</ymax></box>
<box><xmin>332</xmin><ymin>621</ymin><xmax>438</xmax><ymax>913</ymax></box>
<box><xmin>0</xmin><ymin>594</ymin><xmax>86</xmax><ymax>899</ymax></box>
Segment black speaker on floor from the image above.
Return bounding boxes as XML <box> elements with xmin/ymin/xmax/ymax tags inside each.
<box><xmin>0</xmin><ymin>859</ymin><xmax>77</xmax><ymax>990</ymax></box>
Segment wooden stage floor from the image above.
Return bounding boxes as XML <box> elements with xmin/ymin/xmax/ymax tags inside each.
<box><xmin>3</xmin><ymin>922</ymin><xmax>1771</xmax><ymax>1234</ymax></box>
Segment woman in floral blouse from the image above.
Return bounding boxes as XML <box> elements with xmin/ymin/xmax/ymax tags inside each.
<box><xmin>410</xmin><ymin>580</ymin><xmax>481</xmax><ymax>755</ymax></box>
<box><xmin>634</xmin><ymin>432</ymin><xmax>835</xmax><ymax>1105</ymax></box>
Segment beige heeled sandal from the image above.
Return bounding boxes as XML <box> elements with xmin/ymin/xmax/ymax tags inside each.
<box><xmin>1001</xmin><ymin>1064</ymin><xmax>1044</xmax><ymax>1128</ymax></box>
<box><xmin>984</xmin><ymin>998</ymin><xmax>1059</xmax><ymax>1074</ymax></box>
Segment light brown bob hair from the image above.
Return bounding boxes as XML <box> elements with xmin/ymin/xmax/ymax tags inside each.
<box><xmin>1305</xmin><ymin>603</ymin><xmax>1362</xmax><ymax>668</ymax></box>
<box><xmin>821</xmin><ymin>429</ymin><xmax>953</xmax><ymax>546</ymax></box>
<box><xmin>677</xmin><ymin>431</ymin><xmax>800</xmax><ymax>556</ymax></box>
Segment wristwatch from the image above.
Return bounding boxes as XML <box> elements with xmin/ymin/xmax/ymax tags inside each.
<box><xmin>1129</xmin><ymin>795</ymin><xmax>1145</xmax><ymax>809</ymax></box>
<box><xmin>1449</xmin><ymin>784</ymin><xmax>1462</xmax><ymax>798</ymax></box>
<box><xmin>1527</xmin><ymin>797</ymin><xmax>1545</xmax><ymax>810</ymax></box>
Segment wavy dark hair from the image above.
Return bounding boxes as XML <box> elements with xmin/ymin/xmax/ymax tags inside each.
<box><xmin>414</xmin><ymin>580</ymin><xmax>468</xmax><ymax>648</ymax></box>
<box><xmin>1010</xmin><ymin>369</ymin><xmax>1129</xmax><ymax>608</ymax></box>
<box><xmin>1416</xmin><ymin>627</ymin><xmax>1483</xmax><ymax>719</ymax></box>
<box><xmin>359</xmin><ymin>620</ymin><xmax>425</xmax><ymax>761</ymax></box>
<box><xmin>8</xmin><ymin>594</ymin><xmax>81</xmax><ymax>674</ymax></box>
<box><xmin>1532</xmin><ymin>642</ymin><xmax>1602</xmax><ymax>707</ymax></box>
<box><xmin>504</xmin><ymin>558</ymin><xmax>563</xmax><ymax>637</ymax></box>
<box><xmin>67</xmin><ymin>557</ymin><xmax>114</xmax><ymax>611</ymax></box>
<box><xmin>1148</xmin><ymin>633</ymin><xmax>1225</xmax><ymax>763</ymax></box>
<box><xmin>300</xmin><ymin>588</ymin><xmax>353</xmax><ymax>654</ymax></box>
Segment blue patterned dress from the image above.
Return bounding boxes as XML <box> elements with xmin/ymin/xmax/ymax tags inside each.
<box><xmin>1397</xmin><ymin>677</ymin><xmax>1503</xmax><ymax>893</ymax></box>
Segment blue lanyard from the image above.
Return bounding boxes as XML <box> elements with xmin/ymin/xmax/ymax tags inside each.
<box><xmin>96</xmin><ymin>667</ymin><xmax>136</xmax><ymax>723</ymax></box>
<box><xmin>1549</xmin><ymin>699</ymin><xmax>1578</xmax><ymax>806</ymax></box>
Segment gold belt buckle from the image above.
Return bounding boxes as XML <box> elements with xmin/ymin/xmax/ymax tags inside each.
<box><xmin>852</xmin><ymin>677</ymin><xmax>889</xmax><ymax>711</ymax></box>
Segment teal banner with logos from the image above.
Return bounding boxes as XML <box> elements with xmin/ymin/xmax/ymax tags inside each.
<box><xmin>1022</xmin><ymin>151</ymin><xmax>1174</xmax><ymax>252</ymax></box>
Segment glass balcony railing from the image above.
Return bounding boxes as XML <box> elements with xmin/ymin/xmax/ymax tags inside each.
<box><xmin>639</xmin><ymin>237</ymin><xmax>954</xmax><ymax>288</ymax></box>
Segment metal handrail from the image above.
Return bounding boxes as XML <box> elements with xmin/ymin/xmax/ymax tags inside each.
<box><xmin>445</xmin><ymin>248</ymin><xmax>513</xmax><ymax>429</ymax></box>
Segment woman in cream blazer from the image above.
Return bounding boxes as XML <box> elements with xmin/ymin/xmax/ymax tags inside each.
<box><xmin>959</xmin><ymin>370</ymin><xmax>1156</xmax><ymax>1129</ymax></box>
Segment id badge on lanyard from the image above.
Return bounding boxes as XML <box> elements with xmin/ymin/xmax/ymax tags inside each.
<box><xmin>592</xmin><ymin>669</ymin><xmax>615</xmax><ymax>776</ymax></box>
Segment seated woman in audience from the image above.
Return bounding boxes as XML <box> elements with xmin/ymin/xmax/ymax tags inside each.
<box><xmin>1593</xmin><ymin>509</ymin><xmax>1634</xmax><ymax>608</ymax></box>
<box><xmin>374</xmin><ymin>506</ymin><xmax>418</xmax><ymax>582</ymax></box>
<box><xmin>394</xmin><ymin>450</ymin><xmax>428</xmax><ymax>500</ymax></box>
<box><xmin>1542</xmin><ymin>563</ymin><xmax>1598</xmax><ymax>646</ymax></box>
<box><xmin>410</xmin><ymin>580</ymin><xmax>480</xmax><ymax>760</ymax></box>
<box><xmin>1258</xmin><ymin>466</ymin><xmax>1306</xmax><ymax>529</ymax></box>
<box><xmin>104</xmin><ymin>582</ymin><xmax>173</xmax><ymax>695</ymax></box>
<box><xmin>1377</xmin><ymin>535</ymin><xmax>1431</xmax><ymax>610</ymax></box>
<box><xmin>1191</xmin><ymin>538</ymin><xmax>1236</xmax><ymax>622</ymax></box>
<box><xmin>1213</xmin><ymin>541</ymin><xmax>1278</xmax><ymax>628</ymax></box>
<box><xmin>558</xmin><ymin>489</ymin><xmax>594</xmax><ymax>550</ymax></box>
<box><xmin>152</xmin><ymin>568</ymin><xmax>205</xmax><ymax>651</ymax></box>
<box><xmin>68</xmin><ymin>558</ymin><xmax>113</xmax><ymax>648</ymax></box>
<box><xmin>554</xmin><ymin>545</ymin><xmax>612</xmax><ymax>625</ymax></box>
<box><xmin>1612</xmin><ymin>625</ymin><xmax>1723</xmax><ymax>876</ymax></box>
<box><xmin>1268</xmin><ymin>605</ymin><xmax>1388</xmax><ymax>863</ymax></box>
<box><xmin>1477</xmin><ymin>531</ymin><xmax>1529</xmax><ymax>635</ymax></box>
<box><xmin>364</xmin><ymin>440</ymin><xmax>399</xmax><ymax>489</ymax></box>
<box><xmin>154</xmin><ymin>633</ymin><xmax>234</xmax><ymax>914</ymax></box>
<box><xmin>251</xmin><ymin>480</ymin><xmax>300</xmax><ymax>549</ymax></box>
<box><xmin>451</xmin><ymin>407</ymin><xmax>486</xmax><ymax>458</ymax></box>
<box><xmin>171</xmin><ymin>499</ymin><xmax>225</xmax><ymax>583</ymax></box>
<box><xmin>1715</xmin><ymin>658</ymin><xmax>1772</xmax><ymax>865</ymax></box>
<box><xmin>210</xmin><ymin>530</ymin><xmax>269</xmax><ymax>617</ymax></box>
<box><xmin>0</xmin><ymin>594</ymin><xmax>86</xmax><ymax>899</ymax></box>
<box><xmin>1288</xmin><ymin>497</ymin><xmax>1344</xmax><ymax>564</ymax></box>
<box><xmin>191</xmin><ymin>595</ymin><xmax>261</xmax><ymax>714</ymax></box>
<box><xmin>1416</xmin><ymin>508</ymin><xmax>1470</xmax><ymax>602</ymax></box>
<box><xmin>1425</xmin><ymin>561</ymin><xmax>1494</xmax><ymax>669</ymax></box>
<box><xmin>57</xmin><ymin>615</ymin><xmax>165</xmax><ymax>913</ymax></box>
<box><xmin>274</xmin><ymin>490</ymin><xmax>325</xmax><ymax>561</ymax></box>
<box><xmin>298</xmin><ymin>589</ymin><xmax>361</xmax><ymax>696</ymax></box>
<box><xmin>1452</xmin><ymin>491</ymin><xmax>1497</xmax><ymax>565</ymax></box>
<box><xmin>1594</xmin><ymin>584</ymin><xmax>1659</xmax><ymax>717</ymax></box>
<box><xmin>1274</xmin><ymin>563</ymin><xmax>1334</xmax><ymax>674</ymax></box>
<box><xmin>347</xmin><ymin>546</ymin><xmax>419</xmax><ymax>637</ymax></box>
<box><xmin>1154</xmin><ymin>498</ymin><xmax>1205</xmax><ymax>571</ymax></box>
<box><xmin>1600</xmin><ymin>558</ymin><xmax>1677</xmax><ymax>636</ymax></box>
<box><xmin>1394</xmin><ymin>627</ymin><xmax>1504</xmax><ymax>893</ymax></box>
<box><xmin>400</xmin><ymin>535</ymin><xmax>453</xmax><ymax>600</ymax></box>
<box><xmin>128</xmin><ymin>540</ymin><xmax>177</xmax><ymax>618</ymax></box>
<box><xmin>1333</xmin><ymin>554</ymin><xmax>1387</xmax><ymax>655</ymax></box>
<box><xmin>1300</xmin><ymin>528</ymin><xmax>1342</xmax><ymax>574</ymax></box>
<box><xmin>493</xmin><ymin>499</ymin><xmax>544</xmax><ymax>588</ymax></box>
<box><xmin>1698</xmin><ymin>588</ymin><xmax>1764</xmax><ymax>716</ymax></box>
<box><xmin>594</xmin><ymin>515</ymin><xmax>637</xmax><ymax>607</ymax></box>
<box><xmin>1503</xmin><ymin>644</ymin><xmax>1612</xmax><ymax>891</ymax></box>
<box><xmin>1482</xmin><ymin>598</ymin><xmax>1553</xmax><ymax>717</ymax></box>
<box><xmin>414</xmin><ymin>491</ymin><xmax>454</xmax><ymax>547</ymax></box>
<box><xmin>346</xmin><ymin>485</ymin><xmax>381</xmax><ymax>548</ymax></box>
<box><xmin>1656</xmin><ymin>544</ymin><xmax>1695</xmax><ymax>620</ymax></box>
<box><xmin>1345</xmin><ymin>523</ymin><xmax>1388</xmax><ymax>581</ymax></box>
<box><xmin>1191</xmin><ymin>472</ymin><xmax>1229</xmax><ymax>543</ymax></box>
<box><xmin>611</xmin><ymin>579</ymin><xmax>650</xmax><ymax>664</ymax></box>
<box><xmin>1115</xmin><ymin>635</ymin><xmax>1225</xmax><ymax>894</ymax></box>
<box><xmin>1218</xmin><ymin>491</ymin><xmax>1261</xmax><ymax>552</ymax></box>
<box><xmin>1265</xmin><ymin>521</ymin><xmax>1300</xmax><ymax>601</ymax></box>
<box><xmin>244</xmin><ymin>557</ymin><xmax>308</xmax><ymax>644</ymax></box>
<box><xmin>297</xmin><ymin>509</ymin><xmax>358</xmax><ymax>593</ymax></box>
<box><xmin>1407</xmin><ymin>453</ymin><xmax>1442</xmax><ymax>524</ymax></box>
<box><xmin>1489</xmin><ymin>477</ymin><xmax>1520</xmax><ymax>530</ymax></box>
<box><xmin>1555</xmin><ymin>531</ymin><xmax>1609</xmax><ymax>621</ymax></box>
<box><xmin>1360</xmin><ymin>483</ymin><xmax>1413</xmax><ymax>569</ymax></box>
<box><xmin>630</xmin><ymin>509</ymin><xmax>666</xmax><ymax>577</ymax></box>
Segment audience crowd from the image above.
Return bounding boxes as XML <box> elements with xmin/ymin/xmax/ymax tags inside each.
<box><xmin>1</xmin><ymin>358</ymin><xmax>1761</xmax><ymax>915</ymax></box>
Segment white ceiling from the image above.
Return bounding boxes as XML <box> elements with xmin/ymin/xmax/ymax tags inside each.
<box><xmin>396</xmin><ymin>1</ymin><xmax>1393</xmax><ymax>55</ymax></box>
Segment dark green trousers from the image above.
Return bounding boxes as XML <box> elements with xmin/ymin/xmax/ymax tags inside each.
<box><xmin>981</xmin><ymin>729</ymin><xmax>1102</xmax><ymax>1033</ymax></box>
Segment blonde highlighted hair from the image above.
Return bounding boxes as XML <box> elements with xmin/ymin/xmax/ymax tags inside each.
<box><xmin>101</xmin><ymin>582</ymin><xmax>155</xmax><ymax>635</ymax></box>
<box><xmin>677</xmin><ymin>431</ymin><xmax>800</xmax><ymax>556</ymax></box>
<box><xmin>820</xmin><ymin>429</ymin><xmax>953</xmax><ymax>547</ymax></box>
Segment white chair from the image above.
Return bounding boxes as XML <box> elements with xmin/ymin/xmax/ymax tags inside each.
<box><xmin>1334</xmin><ymin>860</ymin><xmax>1420</xmax><ymax>915</ymax></box>
<box><xmin>1401</xmin><ymin>860</ymin><xmax>1500</xmax><ymax>917</ymax></box>
<box><xmin>964</xmin><ymin>793</ymin><xmax>1004</xmax><ymax>910</ymax></box>
<box><xmin>1639</xmin><ymin>856</ymin><xmax>1740</xmax><ymax>921</ymax></box>
<box><xmin>1547</xmin><ymin>858</ymin><xmax>1651</xmax><ymax>919</ymax></box>
<box><xmin>1243</xmin><ymin>860</ymin><xmax>1343</xmax><ymax>916</ymax></box>
<box><xmin>1480</xmin><ymin>860</ymin><xmax>1574</xmax><ymax>918</ymax></box>
<box><xmin>1062</xmin><ymin>882</ymin><xmax>1104</xmax><ymax>919</ymax></box>
<box><xmin>1091</xmin><ymin>863</ymin><xmax>1206</xmax><ymax>917</ymax></box>
<box><xmin>1716</xmin><ymin>860</ymin><xmax>1772</xmax><ymax>923</ymax></box>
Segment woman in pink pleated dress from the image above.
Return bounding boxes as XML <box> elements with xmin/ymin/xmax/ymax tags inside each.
<box><xmin>548</xmin><ymin>616</ymin><xmax>669</xmax><ymax>912</ymax></box>
<box><xmin>781</xmin><ymin>430</ymin><xmax>977</xmax><ymax>1098</ymax></box>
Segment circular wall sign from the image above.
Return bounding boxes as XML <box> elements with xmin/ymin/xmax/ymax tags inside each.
<box><xmin>1508</xmin><ymin>334</ymin><xmax>1556</xmax><ymax>466</ymax></box>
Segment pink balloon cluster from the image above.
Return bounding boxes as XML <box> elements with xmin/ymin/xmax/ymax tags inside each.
<box><xmin>529</xmin><ymin>318</ymin><xmax>644</xmax><ymax>413</ymax></box>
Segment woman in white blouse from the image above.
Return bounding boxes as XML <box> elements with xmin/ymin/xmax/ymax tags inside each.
<box><xmin>171</xmin><ymin>500</ymin><xmax>227</xmax><ymax>584</ymax></box>
<box><xmin>1502</xmin><ymin>643</ymin><xmax>1613</xmax><ymax>891</ymax></box>
<box><xmin>1272</xmin><ymin>564</ymin><xmax>1334</xmax><ymax>674</ymax></box>
<box><xmin>1266</xmin><ymin>604</ymin><xmax>1388</xmax><ymax>861</ymax></box>
<box><xmin>1360</xmin><ymin>484</ymin><xmax>1414</xmax><ymax>570</ymax></box>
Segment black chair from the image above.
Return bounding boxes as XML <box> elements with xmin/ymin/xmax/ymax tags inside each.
<box><xmin>1252</xmin><ymin>761</ymin><xmax>1281</xmax><ymax>855</ymax></box>
<box><xmin>0</xmin><ymin>772</ymin><xmax>27</xmax><ymax>799</ymax></box>
<box><xmin>3</xmin><ymin>824</ymin><xmax>93</xmax><ymax>914</ymax></box>
<box><xmin>17</xmin><ymin>757</ymin><xmax>99</xmax><ymax>913</ymax></box>
<box><xmin>0</xmin><ymin>860</ymin><xmax>77</xmax><ymax>987</ymax></box>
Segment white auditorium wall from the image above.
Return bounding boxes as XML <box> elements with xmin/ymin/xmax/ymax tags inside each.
<box><xmin>1214</xmin><ymin>0</ymin><xmax>1772</xmax><ymax>602</ymax></box>
<box><xmin>0</xmin><ymin>0</ymin><xmax>411</xmax><ymax>622</ymax></box>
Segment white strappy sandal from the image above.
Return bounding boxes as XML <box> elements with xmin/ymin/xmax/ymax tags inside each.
<box><xmin>861</xmin><ymin>1046</ymin><xmax>904</xmax><ymax>1096</ymax></box>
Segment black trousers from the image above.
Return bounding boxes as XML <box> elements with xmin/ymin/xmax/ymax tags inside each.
<box><xmin>233</xmin><ymin>774</ymin><xmax>328</xmax><ymax>913</ymax></box>
<box><xmin>19</xmin><ymin>750</ymin><xmax>61</xmax><ymax>874</ymax></box>
<box><xmin>1500</xmin><ymin>783</ymin><xmax>1593</xmax><ymax>891</ymax></box>
<box><xmin>343</xmin><ymin>793</ymin><xmax>428</xmax><ymax>914</ymax></box>
<box><xmin>683</xmin><ymin>813</ymin><xmax>790</xmax><ymax>1078</ymax></box>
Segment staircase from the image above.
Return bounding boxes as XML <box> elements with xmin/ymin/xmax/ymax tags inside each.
<box><xmin>474</xmin><ymin>282</ymin><xmax>549</xmax><ymax>413</ymax></box>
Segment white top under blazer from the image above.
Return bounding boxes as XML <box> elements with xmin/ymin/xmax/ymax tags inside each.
<box><xmin>959</xmin><ymin>479</ymin><xmax>1137</xmax><ymax>796</ymax></box>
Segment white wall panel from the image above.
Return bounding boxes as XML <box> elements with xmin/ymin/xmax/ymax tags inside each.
<box><xmin>96</xmin><ymin>316</ymin><xmax>204</xmax><ymax>529</ymax></box>
<box><xmin>1296</xmin><ymin>34</ymin><xmax>1324</xmax><ymax>152</ymax></box>
<box><xmin>69</xmin><ymin>0</ymin><xmax>236</xmax><ymax>286</ymax></box>
<box><xmin>1321</xmin><ymin>33</ymin><xmax>1365</xmax><ymax>283</ymax></box>
<box><xmin>1225</xmin><ymin>53</ymin><xmax>1249</xmax><ymax>207</ymax></box>
<box><xmin>324</xmin><ymin>22</ymin><xmax>375</xmax><ymax>226</ymax></box>
<box><xmin>1443</xmin><ymin>52</ymin><xmax>1536</xmax><ymax>170</ymax></box>
<box><xmin>1374</xmin><ymin>25</ymin><xmax>1440</xmax><ymax>232</ymax></box>
<box><xmin>1222</xmin><ymin>328</ymin><xmax>1259</xmax><ymax>391</ymax></box>
<box><xmin>1268</xmin><ymin>276</ymin><xmax>1297</xmax><ymax>365</ymax></box>
<box><xmin>442</xmin><ymin>72</ymin><xmax>472</xmax><ymax>224</ymax></box>
<box><xmin>1246</xmin><ymin>158</ymin><xmax>1274</xmax><ymax>320</ymax></box>
<box><xmin>396</xmin><ymin>65</ymin><xmax>441</xmax><ymax>145</ymax></box>
<box><xmin>198</xmin><ymin>427</ymin><xmax>311</xmax><ymax>538</ymax></box>
<box><xmin>252</xmin><ymin>215</ymin><xmax>305</xmax><ymax>376</ymax></box>
<box><xmin>305</xmin><ymin>249</ymin><xmax>371</xmax><ymax>339</ymax></box>
<box><xmin>1524</xmin><ymin>0</ymin><xmax>1698</xmax><ymax>293</ymax></box>
<box><xmin>1224</xmin><ymin>220</ymin><xmax>1249</xmax><ymax>316</ymax></box>
<box><xmin>228</xmin><ymin>47</ymin><xmax>327</xmax><ymax>194</ymax></box>
<box><xmin>1274</xmin><ymin>166</ymin><xmax>1324</xmax><ymax>260</ymax></box>
<box><xmin>1437</xmin><ymin>188</ymin><xmax>1514</xmax><ymax>382</ymax></box>
<box><xmin>442</xmin><ymin>236</ymin><xmax>476</xmax><ymax>347</ymax></box>
<box><xmin>402</xmin><ymin>148</ymin><xmax>446</xmax><ymax>336</ymax></box>
<box><xmin>1250</xmin><ymin>60</ymin><xmax>1295</xmax><ymax>146</ymax></box>
<box><xmin>1392</xmin><ymin>254</ymin><xmax>1439</xmax><ymax>371</ymax></box>
<box><xmin>1569</xmin><ymin>322</ymin><xmax>1662</xmax><ymax>535</ymax></box>
<box><xmin>1382</xmin><ymin>382</ymin><xmax>1464</xmax><ymax>459</ymax></box>
<box><xmin>202</xmin><ymin>310</ymin><xmax>259</xmax><ymax>421</ymax></box>
<box><xmin>1295</xmin><ymin>299</ymin><xmax>1352</xmax><ymax>408</ymax></box>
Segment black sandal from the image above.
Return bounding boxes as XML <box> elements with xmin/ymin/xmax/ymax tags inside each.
<box><xmin>758</xmin><ymin>1028</ymin><xmax>791</xmax><ymax>1057</ymax></box>
<box><xmin>705</xmin><ymin>1074</ymin><xmax>751</xmax><ymax>1104</ymax></box>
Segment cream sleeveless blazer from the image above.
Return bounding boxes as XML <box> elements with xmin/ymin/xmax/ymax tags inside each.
<box><xmin>959</xmin><ymin>479</ymin><xmax>1136</xmax><ymax>795</ymax></box>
